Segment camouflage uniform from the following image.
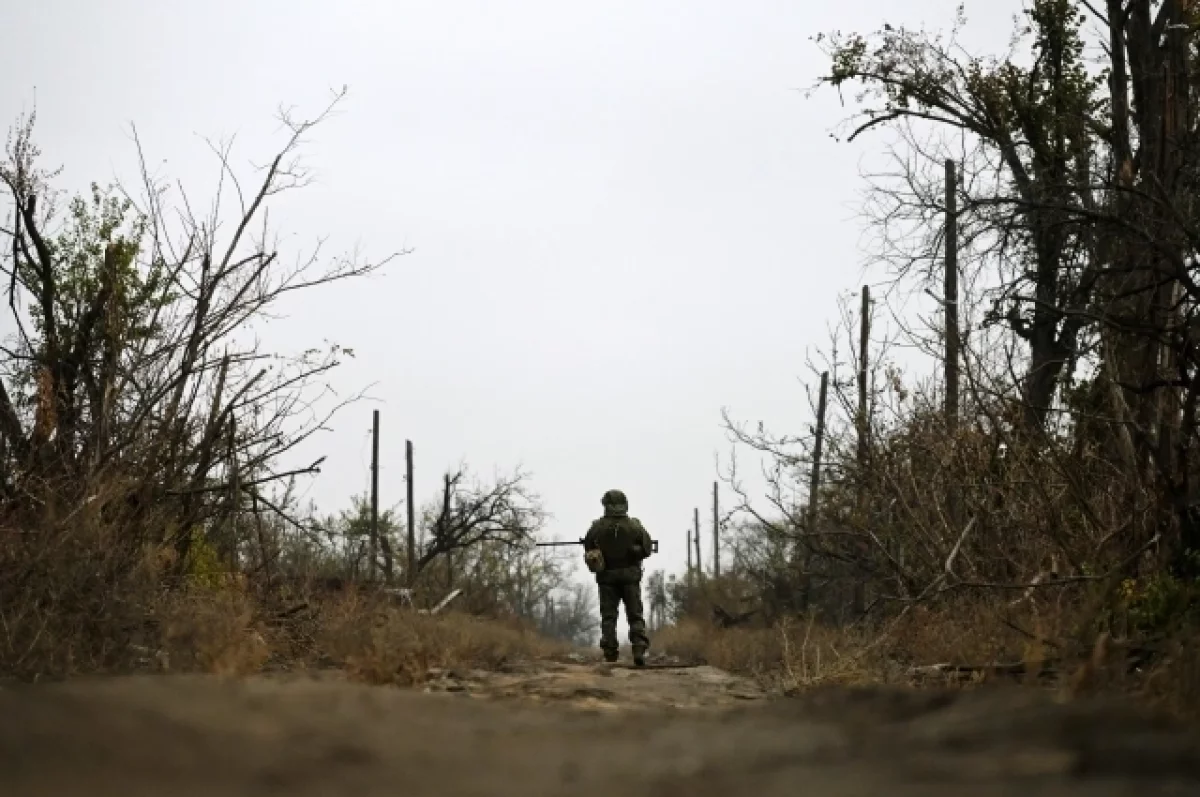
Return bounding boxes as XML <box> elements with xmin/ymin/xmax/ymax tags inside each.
<box><xmin>584</xmin><ymin>489</ymin><xmax>653</xmax><ymax>665</ymax></box>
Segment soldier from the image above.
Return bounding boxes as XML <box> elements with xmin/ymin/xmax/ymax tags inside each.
<box><xmin>583</xmin><ymin>489</ymin><xmax>653</xmax><ymax>666</ymax></box>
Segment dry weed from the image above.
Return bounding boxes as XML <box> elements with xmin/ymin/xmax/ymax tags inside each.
<box><xmin>1138</xmin><ymin>637</ymin><xmax>1200</xmax><ymax>720</ymax></box>
<box><xmin>157</xmin><ymin>585</ymin><xmax>269</xmax><ymax>677</ymax></box>
<box><xmin>656</xmin><ymin>616</ymin><xmax>880</xmax><ymax>689</ymax></box>
<box><xmin>0</xmin><ymin>521</ymin><xmax>566</xmax><ymax>685</ymax></box>
<box><xmin>317</xmin><ymin>593</ymin><xmax>563</xmax><ymax>686</ymax></box>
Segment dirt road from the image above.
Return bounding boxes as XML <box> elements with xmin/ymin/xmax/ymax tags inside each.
<box><xmin>1</xmin><ymin>657</ymin><xmax>1199</xmax><ymax>796</ymax></box>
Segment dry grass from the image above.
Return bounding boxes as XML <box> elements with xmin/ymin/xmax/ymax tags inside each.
<box><xmin>1133</xmin><ymin>638</ymin><xmax>1200</xmax><ymax>719</ymax></box>
<box><xmin>657</xmin><ymin>599</ymin><xmax>1200</xmax><ymax>720</ymax></box>
<box><xmin>146</xmin><ymin>586</ymin><xmax>566</xmax><ymax>686</ymax></box>
<box><xmin>0</xmin><ymin>529</ymin><xmax>564</xmax><ymax>686</ymax></box>
<box><xmin>884</xmin><ymin>601</ymin><xmax>1072</xmax><ymax>668</ymax></box>
<box><xmin>656</xmin><ymin>617</ymin><xmax>880</xmax><ymax>690</ymax></box>
<box><xmin>156</xmin><ymin>584</ymin><xmax>270</xmax><ymax>677</ymax></box>
<box><xmin>0</xmin><ymin>487</ymin><xmax>567</xmax><ymax>688</ymax></box>
<box><xmin>315</xmin><ymin>592</ymin><xmax>564</xmax><ymax>686</ymax></box>
<box><xmin>0</xmin><ymin>533</ymin><xmax>168</xmax><ymax>678</ymax></box>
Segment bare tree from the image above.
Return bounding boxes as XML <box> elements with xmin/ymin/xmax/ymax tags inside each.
<box><xmin>415</xmin><ymin>466</ymin><xmax>546</xmax><ymax>575</ymax></box>
<box><xmin>0</xmin><ymin>92</ymin><xmax>403</xmax><ymax>673</ymax></box>
<box><xmin>815</xmin><ymin>2</ymin><xmax>1107</xmax><ymax>433</ymax></box>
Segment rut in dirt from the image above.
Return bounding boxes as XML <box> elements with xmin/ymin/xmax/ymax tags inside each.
<box><xmin>2</xmin><ymin>670</ymin><xmax>1200</xmax><ymax>797</ymax></box>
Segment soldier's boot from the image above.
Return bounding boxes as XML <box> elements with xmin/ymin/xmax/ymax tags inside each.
<box><xmin>632</xmin><ymin>645</ymin><xmax>647</xmax><ymax>667</ymax></box>
<box><xmin>602</xmin><ymin>648</ymin><xmax>619</xmax><ymax>663</ymax></box>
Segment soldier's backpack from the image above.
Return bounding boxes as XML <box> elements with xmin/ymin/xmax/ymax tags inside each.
<box><xmin>591</xmin><ymin>516</ymin><xmax>649</xmax><ymax>570</ymax></box>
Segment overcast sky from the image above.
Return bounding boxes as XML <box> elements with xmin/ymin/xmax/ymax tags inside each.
<box><xmin>2</xmin><ymin>1</ymin><xmax>1017</xmax><ymax>583</ymax></box>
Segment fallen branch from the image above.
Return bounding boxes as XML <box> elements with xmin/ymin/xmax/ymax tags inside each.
<box><xmin>422</xmin><ymin>588</ymin><xmax>463</xmax><ymax>615</ymax></box>
<box><xmin>712</xmin><ymin>604</ymin><xmax>757</xmax><ymax>628</ymax></box>
<box><xmin>908</xmin><ymin>660</ymin><xmax>1060</xmax><ymax>679</ymax></box>
<box><xmin>943</xmin><ymin>517</ymin><xmax>976</xmax><ymax>576</ymax></box>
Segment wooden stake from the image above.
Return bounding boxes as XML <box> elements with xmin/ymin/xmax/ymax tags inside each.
<box><xmin>801</xmin><ymin>370</ymin><xmax>829</xmax><ymax>612</ymax></box>
<box><xmin>712</xmin><ymin>481</ymin><xmax>720</xmax><ymax>579</ymax></box>
<box><xmin>854</xmin><ymin>286</ymin><xmax>870</xmax><ymax>615</ymax></box>
<box><xmin>407</xmin><ymin>439</ymin><xmax>416</xmax><ymax>586</ymax></box>
<box><xmin>686</xmin><ymin>526</ymin><xmax>693</xmax><ymax>586</ymax></box>
<box><xmin>945</xmin><ymin>158</ymin><xmax>961</xmax><ymax>529</ymax></box>
<box><xmin>370</xmin><ymin>410</ymin><xmax>380</xmax><ymax>583</ymax></box>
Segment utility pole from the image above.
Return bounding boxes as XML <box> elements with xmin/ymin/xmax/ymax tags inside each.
<box><xmin>854</xmin><ymin>286</ymin><xmax>870</xmax><ymax>616</ymax></box>
<box><xmin>406</xmin><ymin>439</ymin><xmax>416</xmax><ymax>586</ymax></box>
<box><xmin>370</xmin><ymin>410</ymin><xmax>380</xmax><ymax>583</ymax></box>
<box><xmin>693</xmin><ymin>507</ymin><xmax>702</xmax><ymax>578</ymax></box>
<box><xmin>712</xmin><ymin>481</ymin><xmax>720</xmax><ymax>579</ymax></box>
<box><xmin>944</xmin><ymin>158</ymin><xmax>961</xmax><ymax>529</ymax></box>
<box><xmin>801</xmin><ymin>371</ymin><xmax>829</xmax><ymax>613</ymax></box>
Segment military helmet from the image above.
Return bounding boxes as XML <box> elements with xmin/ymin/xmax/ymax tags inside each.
<box><xmin>601</xmin><ymin>489</ymin><xmax>628</xmax><ymax>507</ymax></box>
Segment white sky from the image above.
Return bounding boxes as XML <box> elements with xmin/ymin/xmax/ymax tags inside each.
<box><xmin>1</xmin><ymin>1</ymin><xmax>1018</xmax><ymax>585</ymax></box>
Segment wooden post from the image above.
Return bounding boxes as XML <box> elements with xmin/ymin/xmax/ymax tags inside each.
<box><xmin>406</xmin><ymin>439</ymin><xmax>416</xmax><ymax>586</ymax></box>
<box><xmin>446</xmin><ymin>489</ymin><xmax>457</xmax><ymax>591</ymax></box>
<box><xmin>801</xmin><ymin>370</ymin><xmax>829</xmax><ymax>613</ymax></box>
<box><xmin>712</xmin><ymin>481</ymin><xmax>720</xmax><ymax>579</ymax></box>
<box><xmin>370</xmin><ymin>409</ymin><xmax>380</xmax><ymax>583</ymax></box>
<box><xmin>379</xmin><ymin>515</ymin><xmax>395</xmax><ymax>584</ymax></box>
<box><xmin>944</xmin><ymin>159</ymin><xmax>959</xmax><ymax>432</ymax></box>
<box><xmin>693</xmin><ymin>507</ymin><xmax>702</xmax><ymax>579</ymax></box>
<box><xmin>858</xmin><ymin>287</ymin><xmax>870</xmax><ymax>480</ymax></box>
<box><xmin>686</xmin><ymin>526</ymin><xmax>693</xmax><ymax>587</ymax></box>
<box><xmin>944</xmin><ymin>158</ymin><xmax>961</xmax><ymax>528</ymax></box>
<box><xmin>854</xmin><ymin>286</ymin><xmax>870</xmax><ymax>616</ymax></box>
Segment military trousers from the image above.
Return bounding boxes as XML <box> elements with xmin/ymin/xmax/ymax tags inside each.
<box><xmin>596</xmin><ymin>565</ymin><xmax>649</xmax><ymax>655</ymax></box>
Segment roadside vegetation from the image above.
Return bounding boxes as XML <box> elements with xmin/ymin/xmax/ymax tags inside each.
<box><xmin>0</xmin><ymin>94</ymin><xmax>588</xmax><ymax>685</ymax></box>
<box><xmin>651</xmin><ymin>0</ymin><xmax>1200</xmax><ymax>721</ymax></box>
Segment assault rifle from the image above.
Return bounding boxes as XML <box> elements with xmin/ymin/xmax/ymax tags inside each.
<box><xmin>536</xmin><ymin>538</ymin><xmax>659</xmax><ymax>554</ymax></box>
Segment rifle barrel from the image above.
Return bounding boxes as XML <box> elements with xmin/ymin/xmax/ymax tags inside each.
<box><xmin>535</xmin><ymin>539</ymin><xmax>660</xmax><ymax>553</ymax></box>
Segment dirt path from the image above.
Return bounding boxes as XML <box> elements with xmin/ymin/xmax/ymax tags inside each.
<box><xmin>2</xmin><ymin>657</ymin><xmax>1199</xmax><ymax>796</ymax></box>
<box><xmin>419</xmin><ymin>654</ymin><xmax>768</xmax><ymax>709</ymax></box>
